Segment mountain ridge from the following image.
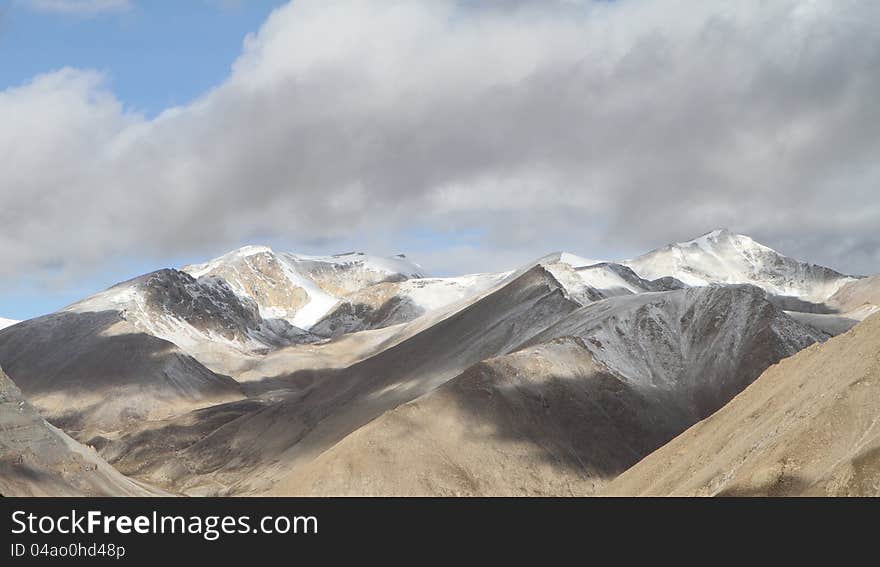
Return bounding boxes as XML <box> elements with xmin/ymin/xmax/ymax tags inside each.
<box><xmin>1</xmin><ymin>228</ymin><xmax>876</xmax><ymax>496</ymax></box>
<box><xmin>604</xmin><ymin>311</ymin><xmax>880</xmax><ymax>496</ymax></box>
<box><xmin>623</xmin><ymin>229</ymin><xmax>856</xmax><ymax>303</ymax></box>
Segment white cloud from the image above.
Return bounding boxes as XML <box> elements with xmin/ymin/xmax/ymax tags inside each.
<box><xmin>2</xmin><ymin>0</ymin><xmax>879</xmax><ymax>282</ymax></box>
<box><xmin>21</xmin><ymin>0</ymin><xmax>132</xmax><ymax>15</ymax></box>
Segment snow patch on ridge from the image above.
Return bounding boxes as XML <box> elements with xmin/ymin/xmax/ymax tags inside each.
<box><xmin>310</xmin><ymin>270</ymin><xmax>514</xmax><ymax>337</ymax></box>
<box><xmin>558</xmin><ymin>252</ymin><xmax>605</xmax><ymax>268</ymax></box>
<box><xmin>183</xmin><ymin>246</ymin><xmax>426</xmax><ymax>330</ymax></box>
<box><xmin>398</xmin><ymin>272</ymin><xmax>512</xmax><ymax>311</ymax></box>
<box><xmin>67</xmin><ymin>269</ymin><xmax>310</xmax><ymax>355</ymax></box>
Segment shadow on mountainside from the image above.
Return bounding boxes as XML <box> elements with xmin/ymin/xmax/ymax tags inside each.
<box><xmin>98</xmin><ymin>285</ymin><xmax>824</xmax><ymax>495</ymax></box>
<box><xmin>716</xmin><ymin>474</ymin><xmax>810</xmax><ymax>497</ymax></box>
<box><xmin>98</xmin><ymin>366</ymin><xmax>338</xmax><ymax>489</ymax></box>
<box><xmin>434</xmin><ymin>338</ymin><xmax>688</xmax><ymax>480</ymax></box>
<box><xmin>0</xmin><ymin>310</ymin><xmax>242</xmax><ymax>436</ymax></box>
<box><xmin>99</xmin><ymin>398</ymin><xmax>271</xmax><ymax>478</ymax></box>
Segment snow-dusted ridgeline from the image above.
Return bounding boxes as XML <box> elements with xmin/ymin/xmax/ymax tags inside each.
<box><xmin>183</xmin><ymin>246</ymin><xmax>425</xmax><ymax>329</ymax></box>
<box><xmin>310</xmin><ymin>271</ymin><xmax>512</xmax><ymax>337</ymax></box>
<box><xmin>67</xmin><ymin>268</ymin><xmax>312</xmax><ymax>355</ymax></box>
<box><xmin>623</xmin><ymin>229</ymin><xmax>856</xmax><ymax>303</ymax></box>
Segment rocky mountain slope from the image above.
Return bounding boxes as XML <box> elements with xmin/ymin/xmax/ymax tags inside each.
<box><xmin>265</xmin><ymin>286</ymin><xmax>823</xmax><ymax>495</ymax></box>
<box><xmin>0</xmin><ymin>366</ymin><xmax>159</xmax><ymax>496</ymax></box>
<box><xmin>605</xmin><ymin>312</ymin><xmax>880</xmax><ymax>496</ymax></box>
<box><xmin>530</xmin><ymin>285</ymin><xmax>823</xmax><ymax>419</ymax></box>
<box><xmin>308</xmin><ymin>255</ymin><xmax>685</xmax><ymax>339</ymax></box>
<box><xmin>100</xmin><ymin>279</ymin><xmax>824</xmax><ymax>496</ymax></box>
<box><xmin>624</xmin><ymin>229</ymin><xmax>855</xmax><ymax>303</ymax></box>
<box><xmin>310</xmin><ymin>272</ymin><xmax>510</xmax><ymax>337</ymax></box>
<box><xmin>272</xmin><ymin>339</ymin><xmax>669</xmax><ymax>496</ymax></box>
<box><xmin>183</xmin><ymin>246</ymin><xmax>425</xmax><ymax>329</ymax></box>
<box><xmin>0</xmin><ymin>229</ymin><xmax>873</xmax><ymax>496</ymax></box>
<box><xmin>102</xmin><ymin>264</ymin><xmax>587</xmax><ymax>494</ymax></box>
<box><xmin>776</xmin><ymin>270</ymin><xmax>880</xmax><ymax>338</ymax></box>
<box><xmin>0</xmin><ymin>310</ymin><xmax>244</xmax><ymax>437</ymax></box>
<box><xmin>544</xmin><ymin>256</ymin><xmax>686</xmax><ymax>303</ymax></box>
<box><xmin>827</xmin><ymin>274</ymin><xmax>880</xmax><ymax>318</ymax></box>
<box><xmin>73</xmin><ymin>268</ymin><xmax>316</xmax><ymax>355</ymax></box>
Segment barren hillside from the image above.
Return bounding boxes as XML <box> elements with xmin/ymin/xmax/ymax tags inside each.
<box><xmin>605</xmin><ymin>313</ymin><xmax>880</xmax><ymax>496</ymax></box>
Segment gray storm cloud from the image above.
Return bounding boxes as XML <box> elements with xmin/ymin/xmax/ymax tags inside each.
<box><xmin>1</xmin><ymin>0</ymin><xmax>879</xmax><ymax>281</ymax></box>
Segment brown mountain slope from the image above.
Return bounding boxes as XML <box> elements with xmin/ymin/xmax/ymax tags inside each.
<box><xmin>827</xmin><ymin>274</ymin><xmax>880</xmax><ymax>317</ymax></box>
<box><xmin>0</xmin><ymin>366</ymin><xmax>160</xmax><ymax>496</ymax></box>
<box><xmin>0</xmin><ymin>311</ymin><xmax>244</xmax><ymax>438</ymax></box>
<box><xmin>266</xmin><ymin>286</ymin><xmax>822</xmax><ymax>496</ymax></box>
<box><xmin>268</xmin><ymin>339</ymin><xmax>682</xmax><ymax>496</ymax></box>
<box><xmin>101</xmin><ymin>265</ymin><xmax>584</xmax><ymax>494</ymax></box>
<box><xmin>604</xmin><ymin>313</ymin><xmax>880</xmax><ymax>496</ymax></box>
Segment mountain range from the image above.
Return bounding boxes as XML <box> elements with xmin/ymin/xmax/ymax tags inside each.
<box><xmin>1</xmin><ymin>228</ymin><xmax>877</xmax><ymax>496</ymax></box>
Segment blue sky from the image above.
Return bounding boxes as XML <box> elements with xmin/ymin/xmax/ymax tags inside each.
<box><xmin>0</xmin><ymin>0</ymin><xmax>287</xmax><ymax>116</ymax></box>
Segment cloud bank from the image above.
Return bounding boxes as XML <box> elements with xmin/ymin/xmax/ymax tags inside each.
<box><xmin>1</xmin><ymin>0</ymin><xmax>879</xmax><ymax>281</ymax></box>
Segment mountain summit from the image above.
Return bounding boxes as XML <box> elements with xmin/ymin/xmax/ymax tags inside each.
<box><xmin>624</xmin><ymin>229</ymin><xmax>855</xmax><ymax>303</ymax></box>
<box><xmin>182</xmin><ymin>246</ymin><xmax>425</xmax><ymax>329</ymax></box>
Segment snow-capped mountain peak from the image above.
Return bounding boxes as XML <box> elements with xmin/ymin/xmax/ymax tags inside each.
<box><xmin>185</xmin><ymin>245</ymin><xmax>275</xmax><ymax>279</ymax></box>
<box><xmin>0</xmin><ymin>317</ymin><xmax>19</xmax><ymax>330</ymax></box>
<box><xmin>182</xmin><ymin>246</ymin><xmax>426</xmax><ymax>329</ymax></box>
<box><xmin>623</xmin><ymin>229</ymin><xmax>855</xmax><ymax>302</ymax></box>
<box><xmin>681</xmin><ymin>228</ymin><xmax>773</xmax><ymax>255</ymax></box>
<box><xmin>556</xmin><ymin>251</ymin><xmax>606</xmax><ymax>268</ymax></box>
<box><xmin>66</xmin><ymin>268</ymin><xmax>312</xmax><ymax>355</ymax></box>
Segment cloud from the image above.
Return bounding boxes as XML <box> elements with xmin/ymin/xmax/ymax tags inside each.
<box><xmin>1</xmin><ymin>0</ymin><xmax>879</xmax><ymax>283</ymax></box>
<box><xmin>21</xmin><ymin>0</ymin><xmax>132</xmax><ymax>15</ymax></box>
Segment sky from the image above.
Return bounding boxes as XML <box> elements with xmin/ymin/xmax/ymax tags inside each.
<box><xmin>1</xmin><ymin>0</ymin><xmax>879</xmax><ymax>320</ymax></box>
<box><xmin>0</xmin><ymin>1</ymin><xmax>287</xmax><ymax>116</ymax></box>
